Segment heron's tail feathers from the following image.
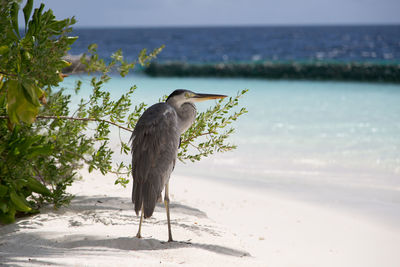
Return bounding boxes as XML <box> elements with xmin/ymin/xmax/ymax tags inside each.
<box><xmin>132</xmin><ymin>182</ymin><xmax>143</xmax><ymax>216</ymax></box>
<box><xmin>132</xmin><ymin>180</ymin><xmax>158</xmax><ymax>218</ymax></box>
<box><xmin>143</xmin><ymin>182</ymin><xmax>158</xmax><ymax>218</ymax></box>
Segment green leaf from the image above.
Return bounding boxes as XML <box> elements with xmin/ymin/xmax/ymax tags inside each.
<box><xmin>37</xmin><ymin>3</ymin><xmax>45</xmax><ymax>19</ymax></box>
<box><xmin>48</xmin><ymin>20</ymin><xmax>69</xmax><ymax>33</ymax></box>
<box><xmin>88</xmin><ymin>43</ymin><xmax>98</xmax><ymax>52</ymax></box>
<box><xmin>0</xmin><ymin>185</ymin><xmax>8</xmax><ymax>197</ymax></box>
<box><xmin>5</xmin><ymin>80</ymin><xmax>20</xmax><ymax>123</ymax></box>
<box><xmin>23</xmin><ymin>0</ymin><xmax>34</xmax><ymax>28</ymax></box>
<box><xmin>6</xmin><ymin>80</ymin><xmax>40</xmax><ymax>124</ymax></box>
<box><xmin>15</xmin><ymin>178</ymin><xmax>28</xmax><ymax>190</ymax></box>
<box><xmin>0</xmin><ymin>208</ymin><xmax>16</xmax><ymax>224</ymax></box>
<box><xmin>26</xmin><ymin>144</ymin><xmax>53</xmax><ymax>158</ymax></box>
<box><xmin>66</xmin><ymin>36</ymin><xmax>78</xmax><ymax>45</ymax></box>
<box><xmin>26</xmin><ymin>177</ymin><xmax>52</xmax><ymax>197</ymax></box>
<box><xmin>0</xmin><ymin>46</ymin><xmax>9</xmax><ymax>55</ymax></box>
<box><xmin>10</xmin><ymin>2</ymin><xmax>20</xmax><ymax>38</ymax></box>
<box><xmin>60</xmin><ymin>59</ymin><xmax>72</xmax><ymax>68</ymax></box>
<box><xmin>10</xmin><ymin>191</ymin><xmax>32</xmax><ymax>212</ymax></box>
<box><xmin>22</xmin><ymin>82</ymin><xmax>41</xmax><ymax>107</ymax></box>
<box><xmin>0</xmin><ymin>201</ymin><xmax>8</xmax><ymax>213</ymax></box>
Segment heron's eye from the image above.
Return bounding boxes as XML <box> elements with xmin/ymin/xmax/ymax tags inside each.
<box><xmin>184</xmin><ymin>92</ymin><xmax>190</xmax><ymax>98</ymax></box>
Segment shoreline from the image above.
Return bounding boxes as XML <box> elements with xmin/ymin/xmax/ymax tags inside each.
<box><xmin>1</xmin><ymin>169</ymin><xmax>399</xmax><ymax>266</ymax></box>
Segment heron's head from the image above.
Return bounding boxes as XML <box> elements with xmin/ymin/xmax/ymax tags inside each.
<box><xmin>166</xmin><ymin>89</ymin><xmax>227</xmax><ymax>107</ymax></box>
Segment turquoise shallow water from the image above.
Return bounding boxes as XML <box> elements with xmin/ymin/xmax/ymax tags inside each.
<box><xmin>61</xmin><ymin>74</ymin><xmax>400</xmax><ymax>224</ymax></box>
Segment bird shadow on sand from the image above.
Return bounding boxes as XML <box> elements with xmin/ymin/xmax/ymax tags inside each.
<box><xmin>0</xmin><ymin>231</ymin><xmax>249</xmax><ymax>266</ymax></box>
<box><xmin>0</xmin><ymin>195</ymin><xmax>250</xmax><ymax>265</ymax></box>
<box><xmin>59</xmin><ymin>235</ymin><xmax>251</xmax><ymax>257</ymax></box>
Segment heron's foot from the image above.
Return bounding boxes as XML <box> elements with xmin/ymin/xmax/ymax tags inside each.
<box><xmin>160</xmin><ymin>239</ymin><xmax>174</xmax><ymax>244</ymax></box>
<box><xmin>160</xmin><ymin>237</ymin><xmax>174</xmax><ymax>244</ymax></box>
<box><xmin>136</xmin><ymin>233</ymin><xmax>142</xmax><ymax>239</ymax></box>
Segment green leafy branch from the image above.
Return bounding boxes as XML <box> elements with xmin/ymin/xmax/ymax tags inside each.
<box><xmin>178</xmin><ymin>89</ymin><xmax>248</xmax><ymax>162</ymax></box>
<box><xmin>80</xmin><ymin>43</ymin><xmax>165</xmax><ymax>77</ymax></box>
<box><xmin>0</xmin><ymin>115</ymin><xmax>133</xmax><ymax>132</ymax></box>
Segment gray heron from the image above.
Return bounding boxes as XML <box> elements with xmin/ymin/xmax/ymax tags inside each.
<box><xmin>131</xmin><ymin>89</ymin><xmax>227</xmax><ymax>242</ymax></box>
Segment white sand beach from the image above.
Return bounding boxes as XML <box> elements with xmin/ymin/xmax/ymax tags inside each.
<box><xmin>1</xmin><ymin>167</ymin><xmax>399</xmax><ymax>267</ymax></box>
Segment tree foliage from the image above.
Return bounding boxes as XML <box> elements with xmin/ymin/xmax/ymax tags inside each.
<box><xmin>0</xmin><ymin>0</ymin><xmax>248</xmax><ymax>224</ymax></box>
<box><xmin>0</xmin><ymin>0</ymin><xmax>76</xmax><ymax>125</ymax></box>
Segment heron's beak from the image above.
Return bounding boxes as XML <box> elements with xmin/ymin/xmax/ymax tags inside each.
<box><xmin>192</xmin><ymin>93</ymin><xmax>227</xmax><ymax>102</ymax></box>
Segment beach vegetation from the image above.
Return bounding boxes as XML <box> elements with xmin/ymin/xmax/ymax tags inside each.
<box><xmin>0</xmin><ymin>0</ymin><xmax>247</xmax><ymax>224</ymax></box>
<box><xmin>145</xmin><ymin>61</ymin><xmax>400</xmax><ymax>83</ymax></box>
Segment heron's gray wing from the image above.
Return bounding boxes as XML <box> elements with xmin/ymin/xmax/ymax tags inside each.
<box><xmin>130</xmin><ymin>103</ymin><xmax>180</xmax><ymax>217</ymax></box>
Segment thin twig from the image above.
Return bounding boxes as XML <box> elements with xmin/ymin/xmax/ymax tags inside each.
<box><xmin>108</xmin><ymin>169</ymin><xmax>131</xmax><ymax>176</ymax></box>
<box><xmin>0</xmin><ymin>115</ymin><xmax>133</xmax><ymax>133</ymax></box>
<box><xmin>0</xmin><ymin>71</ymin><xmax>17</xmax><ymax>77</ymax></box>
<box><xmin>32</xmin><ymin>165</ymin><xmax>46</xmax><ymax>185</ymax></box>
<box><xmin>63</xmin><ymin>149</ymin><xmax>130</xmax><ymax>176</ymax></box>
<box><xmin>182</xmin><ymin>131</ymin><xmax>215</xmax><ymax>144</ymax></box>
<box><xmin>188</xmin><ymin>142</ymin><xmax>202</xmax><ymax>153</ymax></box>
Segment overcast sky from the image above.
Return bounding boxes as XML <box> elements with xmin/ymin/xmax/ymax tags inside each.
<box><xmin>33</xmin><ymin>0</ymin><xmax>400</xmax><ymax>27</ymax></box>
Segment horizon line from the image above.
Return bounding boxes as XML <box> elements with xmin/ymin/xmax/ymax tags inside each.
<box><xmin>70</xmin><ymin>23</ymin><xmax>400</xmax><ymax>29</ymax></box>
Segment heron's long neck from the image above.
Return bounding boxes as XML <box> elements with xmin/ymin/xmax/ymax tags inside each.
<box><xmin>174</xmin><ymin>102</ymin><xmax>197</xmax><ymax>134</ymax></box>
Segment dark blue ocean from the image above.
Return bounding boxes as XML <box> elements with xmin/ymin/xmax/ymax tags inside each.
<box><xmin>70</xmin><ymin>25</ymin><xmax>400</xmax><ymax>63</ymax></box>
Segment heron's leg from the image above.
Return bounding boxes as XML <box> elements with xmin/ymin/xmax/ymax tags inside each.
<box><xmin>136</xmin><ymin>204</ymin><xmax>144</xmax><ymax>238</ymax></box>
<box><xmin>164</xmin><ymin>182</ymin><xmax>173</xmax><ymax>242</ymax></box>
